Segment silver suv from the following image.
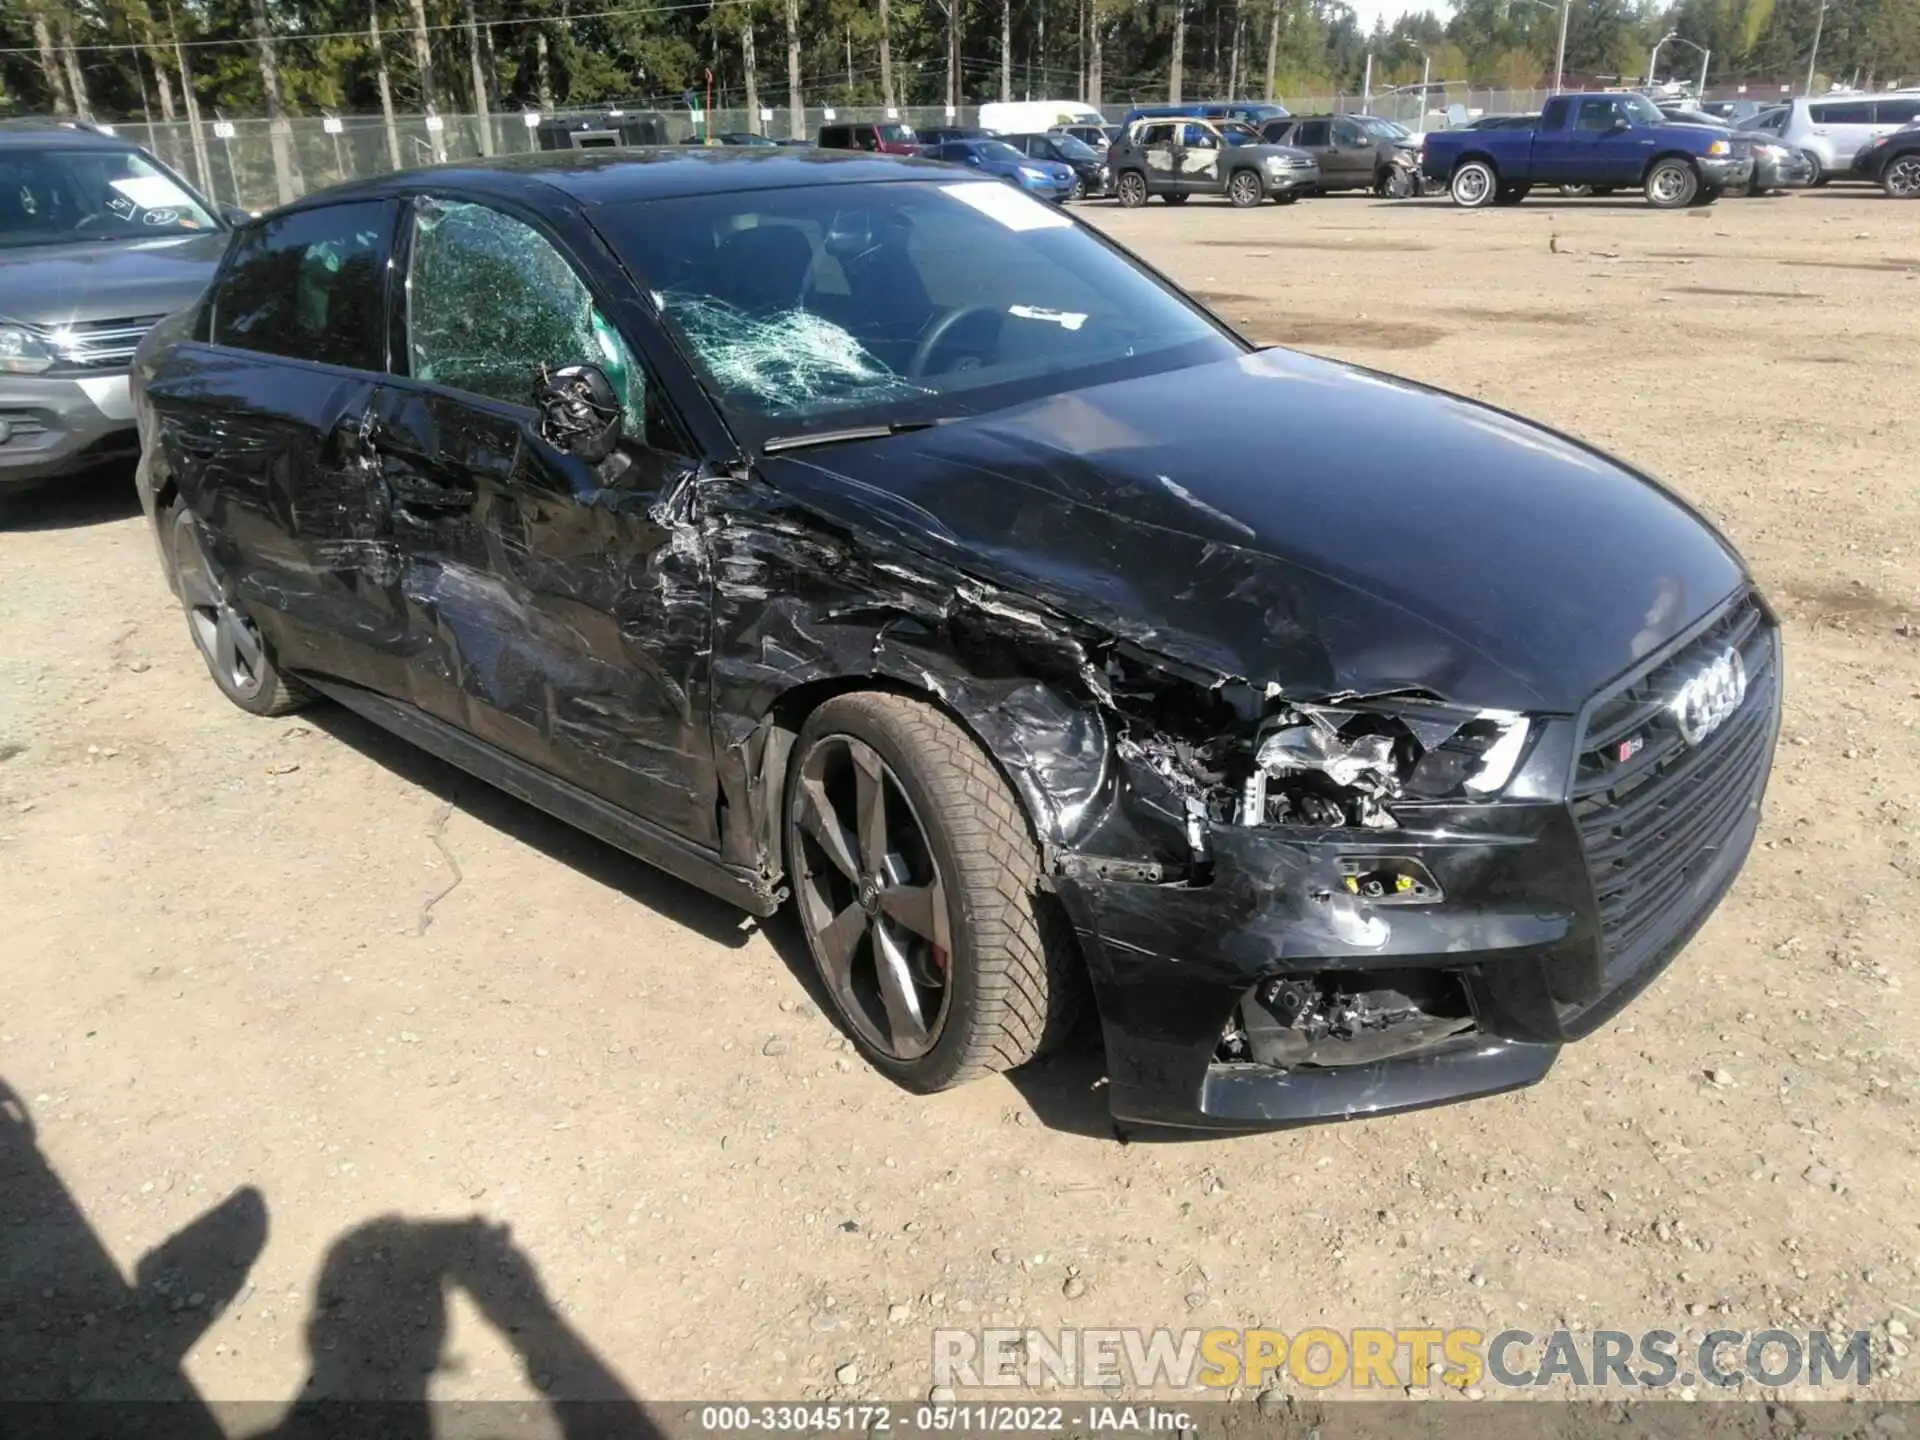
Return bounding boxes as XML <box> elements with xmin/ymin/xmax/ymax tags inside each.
<box><xmin>0</xmin><ymin>123</ymin><xmax>232</xmax><ymax>500</ymax></box>
<box><xmin>1752</xmin><ymin>94</ymin><xmax>1920</xmax><ymax>181</ymax></box>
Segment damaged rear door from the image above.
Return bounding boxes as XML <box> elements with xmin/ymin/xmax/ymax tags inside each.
<box><xmin>146</xmin><ymin>198</ymin><xmax>403</xmax><ymax>692</ymax></box>
<box><xmin>368</xmin><ymin>192</ymin><xmax>719</xmax><ymax>843</ymax></box>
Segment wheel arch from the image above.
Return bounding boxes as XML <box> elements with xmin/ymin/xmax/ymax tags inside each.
<box><xmin>747</xmin><ymin>665</ymin><xmax>1111</xmax><ymax>892</ymax></box>
<box><xmin>1451</xmin><ymin>149</ymin><xmax>1499</xmax><ymax>178</ymax></box>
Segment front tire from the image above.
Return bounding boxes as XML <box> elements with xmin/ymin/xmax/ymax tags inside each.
<box><xmin>1116</xmin><ymin>170</ymin><xmax>1148</xmax><ymax>208</ymax></box>
<box><xmin>1450</xmin><ymin>159</ymin><xmax>1498</xmax><ymax>208</ymax></box>
<box><xmin>784</xmin><ymin>692</ymin><xmax>1083</xmax><ymax>1092</ymax></box>
<box><xmin>1885</xmin><ymin>154</ymin><xmax>1920</xmax><ymax>198</ymax></box>
<box><xmin>1645</xmin><ymin>157</ymin><xmax>1699</xmax><ymax>209</ymax></box>
<box><xmin>1227</xmin><ymin>169</ymin><xmax>1264</xmax><ymax>207</ymax></box>
<box><xmin>167</xmin><ymin>504</ymin><xmax>309</xmax><ymax>717</ymax></box>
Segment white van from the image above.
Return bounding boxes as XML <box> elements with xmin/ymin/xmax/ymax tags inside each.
<box><xmin>978</xmin><ymin>100</ymin><xmax>1107</xmax><ymax>136</ymax></box>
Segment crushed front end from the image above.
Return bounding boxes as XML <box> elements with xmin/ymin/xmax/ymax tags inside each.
<box><xmin>1049</xmin><ymin>589</ymin><xmax>1782</xmax><ymax>1130</ymax></box>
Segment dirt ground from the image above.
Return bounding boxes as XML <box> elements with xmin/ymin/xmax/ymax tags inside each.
<box><xmin>2</xmin><ymin>187</ymin><xmax>1917</xmax><ymax>1418</ymax></box>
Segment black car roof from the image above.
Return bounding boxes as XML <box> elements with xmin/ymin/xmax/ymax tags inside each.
<box><xmin>0</xmin><ymin>123</ymin><xmax>144</xmax><ymax>153</ymax></box>
<box><xmin>272</xmin><ymin>147</ymin><xmax>972</xmax><ymax>216</ymax></box>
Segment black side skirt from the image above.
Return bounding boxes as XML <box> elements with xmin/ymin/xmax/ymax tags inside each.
<box><xmin>301</xmin><ymin>677</ymin><xmax>784</xmax><ymax>918</ymax></box>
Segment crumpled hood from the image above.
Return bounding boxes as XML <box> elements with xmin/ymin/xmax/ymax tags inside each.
<box><xmin>0</xmin><ymin>232</ymin><xmax>227</xmax><ymax>326</ymax></box>
<box><xmin>766</xmin><ymin>347</ymin><xmax>1748</xmax><ymax>713</ymax></box>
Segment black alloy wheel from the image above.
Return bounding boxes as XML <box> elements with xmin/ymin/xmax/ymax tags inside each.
<box><xmin>784</xmin><ymin>693</ymin><xmax>1082</xmax><ymax>1090</ymax></box>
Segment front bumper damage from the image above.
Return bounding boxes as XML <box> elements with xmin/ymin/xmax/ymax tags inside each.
<box><xmin>1045</xmin><ymin>598</ymin><xmax>1782</xmax><ymax>1132</ymax></box>
<box><xmin>690</xmin><ymin>444</ymin><xmax>1779</xmax><ymax>1134</ymax></box>
<box><xmin>1699</xmin><ymin>155</ymin><xmax>1756</xmax><ymax>191</ymax></box>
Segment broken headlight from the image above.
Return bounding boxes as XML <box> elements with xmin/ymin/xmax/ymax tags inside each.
<box><xmin>1240</xmin><ymin>703</ymin><xmax>1533</xmax><ymax>829</ymax></box>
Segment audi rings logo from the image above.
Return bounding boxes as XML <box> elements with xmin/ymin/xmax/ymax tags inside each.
<box><xmin>1671</xmin><ymin>647</ymin><xmax>1749</xmax><ymax>747</ymax></box>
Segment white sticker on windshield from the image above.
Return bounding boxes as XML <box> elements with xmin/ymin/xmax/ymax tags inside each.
<box><xmin>1008</xmin><ymin>305</ymin><xmax>1087</xmax><ymax>330</ymax></box>
<box><xmin>941</xmin><ymin>182</ymin><xmax>1072</xmax><ymax>232</ymax></box>
<box><xmin>109</xmin><ymin>175</ymin><xmax>196</xmax><ymax>212</ymax></box>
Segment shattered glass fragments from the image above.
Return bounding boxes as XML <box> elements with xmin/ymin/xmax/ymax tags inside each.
<box><xmin>409</xmin><ymin>200</ymin><xmax>646</xmax><ymax>428</ymax></box>
<box><xmin>661</xmin><ymin>294</ymin><xmax>925</xmax><ymax>418</ymax></box>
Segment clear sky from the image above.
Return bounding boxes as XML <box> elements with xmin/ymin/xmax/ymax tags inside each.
<box><xmin>1347</xmin><ymin>0</ymin><xmax>1454</xmax><ymax>33</ymax></box>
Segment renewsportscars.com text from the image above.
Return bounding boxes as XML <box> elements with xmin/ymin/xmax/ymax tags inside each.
<box><xmin>932</xmin><ymin>1327</ymin><xmax>1874</xmax><ymax>1391</ymax></box>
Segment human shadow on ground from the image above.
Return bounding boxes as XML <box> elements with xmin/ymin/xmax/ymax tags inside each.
<box><xmin>1</xmin><ymin>1079</ymin><xmax>659</xmax><ymax>1439</ymax></box>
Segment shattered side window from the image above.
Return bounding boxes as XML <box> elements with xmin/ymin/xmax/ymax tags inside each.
<box><xmin>406</xmin><ymin>199</ymin><xmax>645</xmax><ymax>429</ymax></box>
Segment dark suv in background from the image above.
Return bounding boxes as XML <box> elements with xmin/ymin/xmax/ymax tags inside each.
<box><xmin>1261</xmin><ymin>114</ymin><xmax>1419</xmax><ymax>192</ymax></box>
<box><xmin>1111</xmin><ymin>118</ymin><xmax>1319</xmax><ymax>206</ymax></box>
<box><xmin>0</xmin><ymin>123</ymin><xmax>231</xmax><ymax>503</ymax></box>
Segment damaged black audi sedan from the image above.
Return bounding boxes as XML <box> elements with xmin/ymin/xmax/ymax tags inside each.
<box><xmin>132</xmin><ymin>150</ymin><xmax>1780</xmax><ymax>1131</ymax></box>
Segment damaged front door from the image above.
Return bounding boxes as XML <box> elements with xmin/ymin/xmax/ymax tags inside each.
<box><xmin>369</xmin><ymin>194</ymin><xmax>718</xmax><ymax>844</ymax></box>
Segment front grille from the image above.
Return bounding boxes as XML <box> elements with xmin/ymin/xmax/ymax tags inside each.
<box><xmin>48</xmin><ymin>315</ymin><xmax>166</xmax><ymax>370</ymax></box>
<box><xmin>1571</xmin><ymin>591</ymin><xmax>1779</xmax><ymax>980</ymax></box>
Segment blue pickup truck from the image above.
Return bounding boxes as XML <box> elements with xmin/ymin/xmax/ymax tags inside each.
<box><xmin>1422</xmin><ymin>91</ymin><xmax>1753</xmax><ymax>209</ymax></box>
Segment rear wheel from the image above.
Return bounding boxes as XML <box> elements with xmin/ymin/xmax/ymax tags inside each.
<box><xmin>1644</xmin><ymin>157</ymin><xmax>1699</xmax><ymax>209</ymax></box>
<box><xmin>167</xmin><ymin>505</ymin><xmax>310</xmax><ymax>717</ymax></box>
<box><xmin>785</xmin><ymin>692</ymin><xmax>1083</xmax><ymax>1092</ymax></box>
<box><xmin>1799</xmin><ymin>151</ymin><xmax>1827</xmax><ymax>185</ymax></box>
<box><xmin>1449</xmin><ymin>159</ymin><xmax>1498</xmax><ymax>209</ymax></box>
<box><xmin>1885</xmin><ymin>154</ymin><xmax>1920</xmax><ymax>198</ymax></box>
<box><xmin>1227</xmin><ymin>169</ymin><xmax>1264</xmax><ymax>207</ymax></box>
<box><xmin>1116</xmin><ymin>170</ymin><xmax>1148</xmax><ymax>207</ymax></box>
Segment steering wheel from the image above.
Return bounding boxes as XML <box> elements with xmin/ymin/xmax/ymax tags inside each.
<box><xmin>907</xmin><ymin>304</ymin><xmax>1001</xmax><ymax>379</ymax></box>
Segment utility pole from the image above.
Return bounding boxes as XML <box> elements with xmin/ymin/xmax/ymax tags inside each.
<box><xmin>1552</xmin><ymin>0</ymin><xmax>1569</xmax><ymax>95</ymax></box>
<box><xmin>407</xmin><ymin>0</ymin><xmax>443</xmax><ymax>160</ymax></box>
<box><xmin>165</xmin><ymin>0</ymin><xmax>212</xmax><ymax>193</ymax></box>
<box><xmin>878</xmin><ymin>0</ymin><xmax>894</xmax><ymax>110</ymax></box>
<box><xmin>1804</xmin><ymin>0</ymin><xmax>1827</xmax><ymax>94</ymax></box>
<box><xmin>1001</xmin><ymin>0</ymin><xmax>1011</xmax><ymax>102</ymax></box>
<box><xmin>371</xmin><ymin>5</ymin><xmax>403</xmax><ymax>170</ymax></box>
<box><xmin>742</xmin><ymin>3</ymin><xmax>759</xmax><ymax>127</ymax></box>
<box><xmin>1168</xmin><ymin>1</ymin><xmax>1185</xmax><ymax>103</ymax></box>
<box><xmin>1361</xmin><ymin>51</ymin><xmax>1372</xmax><ymax>112</ymax></box>
<box><xmin>786</xmin><ymin>0</ymin><xmax>803</xmax><ymax>138</ymax></box>
<box><xmin>1417</xmin><ymin>49</ymin><xmax>1430</xmax><ymax>131</ymax></box>
<box><xmin>465</xmin><ymin>0</ymin><xmax>493</xmax><ymax>155</ymax></box>
<box><xmin>250</xmin><ymin>0</ymin><xmax>301</xmax><ymax>202</ymax></box>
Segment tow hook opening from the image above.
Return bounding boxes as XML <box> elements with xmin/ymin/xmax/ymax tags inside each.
<box><xmin>1217</xmin><ymin>969</ymin><xmax>1477</xmax><ymax>1069</ymax></box>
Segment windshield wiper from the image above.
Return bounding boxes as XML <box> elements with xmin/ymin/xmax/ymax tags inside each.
<box><xmin>761</xmin><ymin>419</ymin><xmax>950</xmax><ymax>455</ymax></box>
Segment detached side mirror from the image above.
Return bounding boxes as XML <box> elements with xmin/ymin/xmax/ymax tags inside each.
<box><xmin>534</xmin><ymin>364</ymin><xmax>624</xmax><ymax>464</ymax></box>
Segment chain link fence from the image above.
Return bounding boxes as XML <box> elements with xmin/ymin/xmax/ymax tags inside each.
<box><xmin>111</xmin><ymin>88</ymin><xmax>1560</xmax><ymax>211</ymax></box>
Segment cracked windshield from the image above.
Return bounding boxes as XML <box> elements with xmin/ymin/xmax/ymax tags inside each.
<box><xmin>593</xmin><ymin>180</ymin><xmax>1236</xmax><ymax>439</ymax></box>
